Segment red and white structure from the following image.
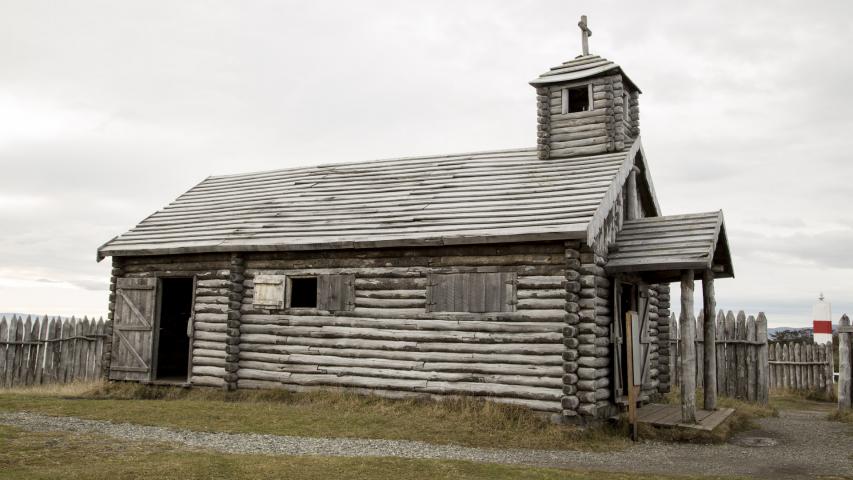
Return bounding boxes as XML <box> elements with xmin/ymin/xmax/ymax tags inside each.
<box><xmin>813</xmin><ymin>293</ymin><xmax>833</xmax><ymax>345</ymax></box>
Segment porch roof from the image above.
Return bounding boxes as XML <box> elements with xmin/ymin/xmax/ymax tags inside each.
<box><xmin>605</xmin><ymin>211</ymin><xmax>734</xmax><ymax>281</ymax></box>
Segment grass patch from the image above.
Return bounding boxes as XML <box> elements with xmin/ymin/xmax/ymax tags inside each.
<box><xmin>770</xmin><ymin>391</ymin><xmax>837</xmax><ymax>413</ymax></box>
<box><xmin>0</xmin><ymin>381</ymin><xmax>625</xmax><ymax>451</ymax></box>
<box><xmin>0</xmin><ymin>424</ymin><xmax>740</xmax><ymax>480</ymax></box>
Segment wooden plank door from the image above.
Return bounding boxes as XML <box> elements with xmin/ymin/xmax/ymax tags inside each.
<box><xmin>634</xmin><ymin>284</ymin><xmax>652</xmax><ymax>387</ymax></box>
<box><xmin>109</xmin><ymin>277</ymin><xmax>157</xmax><ymax>381</ymax></box>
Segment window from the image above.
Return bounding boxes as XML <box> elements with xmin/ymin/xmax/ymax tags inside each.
<box><xmin>428</xmin><ymin>272</ymin><xmax>516</xmax><ymax>313</ymax></box>
<box><xmin>623</xmin><ymin>91</ymin><xmax>631</xmax><ymax>123</ymax></box>
<box><xmin>253</xmin><ymin>275</ymin><xmax>285</xmax><ymax>309</ymax></box>
<box><xmin>289</xmin><ymin>277</ymin><xmax>318</xmax><ymax>308</ymax></box>
<box><xmin>253</xmin><ymin>273</ymin><xmax>354</xmax><ymax>311</ymax></box>
<box><xmin>561</xmin><ymin>85</ymin><xmax>590</xmax><ymax>114</ymax></box>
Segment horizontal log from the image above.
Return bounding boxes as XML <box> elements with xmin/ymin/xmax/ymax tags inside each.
<box><xmin>239</xmin><ymin>348</ymin><xmax>563</xmax><ymax>366</ymax></box>
<box><xmin>516</xmin><ymin>276</ymin><xmax>566</xmax><ymax>289</ymax></box>
<box><xmin>353</xmin><ymin>298</ymin><xmax>426</xmax><ymax>309</ymax></box>
<box><xmin>517</xmin><ymin>289</ymin><xmax>566</xmax><ymax>300</ymax></box>
<box><xmin>192</xmin><ymin>365</ymin><xmax>226</xmax><ymax>377</ymax></box>
<box><xmin>193</xmin><ymin>331</ymin><xmax>227</xmax><ymax>342</ymax></box>
<box><xmin>239</xmin><ymin>363</ymin><xmax>562</xmax><ymax>388</ymax></box>
<box><xmin>193</xmin><ymin>356</ymin><xmax>227</xmax><ymax>367</ymax></box>
<box><xmin>239</xmin><ymin>326</ymin><xmax>563</xmax><ymax>344</ymax></box>
<box><xmin>193</xmin><ymin>340</ymin><xmax>226</xmax><ymax>351</ymax></box>
<box><xmin>192</xmin><ymin>375</ymin><xmax>226</xmax><ymax>387</ymax></box>
<box><xmin>195</xmin><ymin>322</ymin><xmax>227</xmax><ymax>333</ymax></box>
<box><xmin>354</xmin><ymin>289</ymin><xmax>426</xmax><ymax>300</ymax></box>
<box><xmin>516</xmin><ymin>298</ymin><xmax>566</xmax><ymax>310</ymax></box>
<box><xmin>238</xmin><ymin>315</ymin><xmax>564</xmax><ymax>333</ymax></box>
<box><xmin>193</xmin><ymin>348</ymin><xmax>227</xmax><ymax>359</ymax></box>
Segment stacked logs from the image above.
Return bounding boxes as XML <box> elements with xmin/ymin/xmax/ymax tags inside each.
<box><xmin>546</xmin><ymin>75</ymin><xmax>618</xmax><ymax>158</ymax></box>
<box><xmin>656</xmin><ymin>284</ymin><xmax>672</xmax><ymax>393</ymax></box>
<box><xmin>233</xmin><ymin>244</ymin><xmax>570</xmax><ymax>415</ymax></box>
<box><xmin>536</xmin><ymin>86</ymin><xmax>551</xmax><ymax>160</ymax></box>
<box><xmin>561</xmin><ymin>241</ymin><xmax>581</xmax><ymax>417</ymax></box>
<box><xmin>190</xmin><ymin>270</ymin><xmax>232</xmax><ymax>387</ymax></box>
<box><xmin>576</xmin><ymin>246</ymin><xmax>611</xmax><ymax>419</ymax></box>
<box><xmin>224</xmin><ymin>254</ymin><xmax>245</xmax><ymax>390</ymax></box>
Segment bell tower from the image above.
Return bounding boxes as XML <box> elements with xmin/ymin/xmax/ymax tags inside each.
<box><xmin>530</xmin><ymin>16</ymin><xmax>641</xmax><ymax>160</ymax></box>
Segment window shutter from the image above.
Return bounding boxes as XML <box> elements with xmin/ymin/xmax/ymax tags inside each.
<box><xmin>317</xmin><ymin>274</ymin><xmax>354</xmax><ymax>312</ymax></box>
<box><xmin>253</xmin><ymin>275</ymin><xmax>285</xmax><ymax>309</ymax></box>
<box><xmin>429</xmin><ymin>272</ymin><xmax>515</xmax><ymax>313</ymax></box>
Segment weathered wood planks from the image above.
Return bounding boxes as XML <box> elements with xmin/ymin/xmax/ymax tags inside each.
<box><xmin>0</xmin><ymin>315</ymin><xmax>107</xmax><ymax>388</ymax></box>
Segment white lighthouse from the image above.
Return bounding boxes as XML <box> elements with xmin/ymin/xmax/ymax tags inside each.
<box><xmin>812</xmin><ymin>293</ymin><xmax>833</xmax><ymax>345</ymax></box>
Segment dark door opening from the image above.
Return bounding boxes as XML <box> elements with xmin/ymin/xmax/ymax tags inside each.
<box><xmin>155</xmin><ymin>277</ymin><xmax>193</xmax><ymax>381</ymax></box>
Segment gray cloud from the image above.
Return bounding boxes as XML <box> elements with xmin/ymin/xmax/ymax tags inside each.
<box><xmin>1</xmin><ymin>0</ymin><xmax>852</xmax><ymax>325</ymax></box>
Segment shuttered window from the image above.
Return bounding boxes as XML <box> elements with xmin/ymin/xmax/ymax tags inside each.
<box><xmin>253</xmin><ymin>275</ymin><xmax>285</xmax><ymax>309</ymax></box>
<box><xmin>317</xmin><ymin>274</ymin><xmax>354</xmax><ymax>312</ymax></box>
<box><xmin>428</xmin><ymin>272</ymin><xmax>516</xmax><ymax>313</ymax></box>
<box><xmin>253</xmin><ymin>274</ymin><xmax>353</xmax><ymax>312</ymax></box>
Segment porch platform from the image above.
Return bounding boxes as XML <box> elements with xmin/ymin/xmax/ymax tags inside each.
<box><xmin>636</xmin><ymin>404</ymin><xmax>735</xmax><ymax>431</ymax></box>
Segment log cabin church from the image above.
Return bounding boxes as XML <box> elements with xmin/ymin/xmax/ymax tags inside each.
<box><xmin>97</xmin><ymin>17</ymin><xmax>733</xmax><ymax>423</ymax></box>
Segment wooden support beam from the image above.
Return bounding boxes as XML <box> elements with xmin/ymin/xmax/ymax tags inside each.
<box><xmin>702</xmin><ymin>270</ymin><xmax>717</xmax><ymax>410</ymax></box>
<box><xmin>680</xmin><ymin>270</ymin><xmax>696</xmax><ymax>423</ymax></box>
<box><xmin>625</xmin><ymin>167</ymin><xmax>639</xmax><ymax>221</ymax></box>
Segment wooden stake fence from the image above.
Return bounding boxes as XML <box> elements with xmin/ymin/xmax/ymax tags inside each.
<box><xmin>768</xmin><ymin>342</ymin><xmax>833</xmax><ymax>396</ymax></box>
<box><xmin>0</xmin><ymin>315</ymin><xmax>108</xmax><ymax>388</ymax></box>
<box><xmin>670</xmin><ymin>309</ymin><xmax>769</xmax><ymax>404</ymax></box>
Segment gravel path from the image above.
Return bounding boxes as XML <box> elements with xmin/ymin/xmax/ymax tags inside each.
<box><xmin>1</xmin><ymin>409</ymin><xmax>850</xmax><ymax>479</ymax></box>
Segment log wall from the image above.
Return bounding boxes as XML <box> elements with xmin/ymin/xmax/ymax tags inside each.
<box><xmin>538</xmin><ymin>74</ymin><xmax>640</xmax><ymax>160</ymax></box>
<box><xmin>576</xmin><ymin>245</ymin><xmax>612</xmax><ymax>419</ymax></box>
<box><xmin>233</xmin><ymin>242</ymin><xmax>570</xmax><ymax>415</ymax></box>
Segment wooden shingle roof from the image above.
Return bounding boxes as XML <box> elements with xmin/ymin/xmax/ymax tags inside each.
<box><xmin>529</xmin><ymin>54</ymin><xmax>640</xmax><ymax>92</ymax></box>
<box><xmin>606</xmin><ymin>211</ymin><xmax>734</xmax><ymax>280</ymax></box>
<box><xmin>98</xmin><ymin>141</ymin><xmax>648</xmax><ymax>259</ymax></box>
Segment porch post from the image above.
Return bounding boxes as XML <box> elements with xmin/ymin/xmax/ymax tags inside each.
<box><xmin>680</xmin><ymin>270</ymin><xmax>697</xmax><ymax>423</ymax></box>
<box><xmin>625</xmin><ymin>167</ymin><xmax>639</xmax><ymax>220</ymax></box>
<box><xmin>702</xmin><ymin>270</ymin><xmax>717</xmax><ymax>410</ymax></box>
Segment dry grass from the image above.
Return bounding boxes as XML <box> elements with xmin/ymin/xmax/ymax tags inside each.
<box><xmin>0</xmin><ymin>381</ymin><xmax>626</xmax><ymax>451</ymax></box>
<box><xmin>0</xmin><ymin>424</ymin><xmax>739</xmax><ymax>480</ymax></box>
<box><xmin>827</xmin><ymin>409</ymin><xmax>853</xmax><ymax>424</ymax></box>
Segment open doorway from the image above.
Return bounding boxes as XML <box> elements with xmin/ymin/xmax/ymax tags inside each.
<box><xmin>155</xmin><ymin>277</ymin><xmax>193</xmax><ymax>381</ymax></box>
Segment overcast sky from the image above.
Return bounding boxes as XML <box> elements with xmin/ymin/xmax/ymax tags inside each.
<box><xmin>1</xmin><ymin>0</ymin><xmax>851</xmax><ymax>327</ymax></box>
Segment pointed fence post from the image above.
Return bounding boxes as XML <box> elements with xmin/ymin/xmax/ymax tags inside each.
<box><xmin>756</xmin><ymin>313</ymin><xmax>769</xmax><ymax>404</ymax></box>
<box><xmin>839</xmin><ymin>314</ymin><xmax>851</xmax><ymax>409</ymax></box>
<box><xmin>715</xmin><ymin>310</ymin><xmax>726</xmax><ymax>396</ymax></box>
<box><xmin>0</xmin><ymin>317</ymin><xmax>7</xmax><ymax>383</ymax></box>
<box><xmin>679</xmin><ymin>270</ymin><xmax>697</xmax><ymax>423</ymax></box>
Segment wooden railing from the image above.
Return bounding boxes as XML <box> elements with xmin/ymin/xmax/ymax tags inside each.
<box><xmin>0</xmin><ymin>315</ymin><xmax>108</xmax><ymax>388</ymax></box>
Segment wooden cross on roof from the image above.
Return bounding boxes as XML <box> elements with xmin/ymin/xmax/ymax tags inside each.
<box><xmin>578</xmin><ymin>15</ymin><xmax>592</xmax><ymax>56</ymax></box>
